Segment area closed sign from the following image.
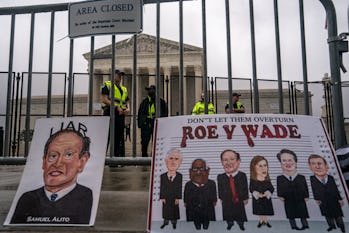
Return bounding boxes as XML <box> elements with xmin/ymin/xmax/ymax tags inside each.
<box><xmin>69</xmin><ymin>0</ymin><xmax>143</xmax><ymax>38</ymax></box>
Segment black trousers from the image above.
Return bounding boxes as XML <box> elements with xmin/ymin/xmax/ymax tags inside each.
<box><xmin>140</xmin><ymin>121</ymin><xmax>154</xmax><ymax>157</ymax></box>
<box><xmin>326</xmin><ymin>216</ymin><xmax>345</xmax><ymax>230</ymax></box>
<box><xmin>104</xmin><ymin>108</ymin><xmax>125</xmax><ymax>157</ymax></box>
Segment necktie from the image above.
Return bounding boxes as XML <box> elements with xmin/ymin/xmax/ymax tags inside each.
<box><xmin>229</xmin><ymin>175</ymin><xmax>239</xmax><ymax>203</ymax></box>
<box><xmin>169</xmin><ymin>176</ymin><xmax>173</xmax><ymax>182</ymax></box>
<box><xmin>321</xmin><ymin>179</ymin><xmax>326</xmax><ymax>185</ymax></box>
<box><xmin>50</xmin><ymin>193</ymin><xmax>58</xmax><ymax>202</ymax></box>
<box><xmin>289</xmin><ymin>176</ymin><xmax>292</xmax><ymax>181</ymax></box>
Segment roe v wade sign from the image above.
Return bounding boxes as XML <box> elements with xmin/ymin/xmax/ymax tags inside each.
<box><xmin>69</xmin><ymin>0</ymin><xmax>143</xmax><ymax>38</ymax></box>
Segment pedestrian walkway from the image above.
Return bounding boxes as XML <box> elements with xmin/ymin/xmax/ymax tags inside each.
<box><xmin>0</xmin><ymin>165</ymin><xmax>150</xmax><ymax>233</ymax></box>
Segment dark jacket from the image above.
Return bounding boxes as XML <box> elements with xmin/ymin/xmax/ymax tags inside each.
<box><xmin>217</xmin><ymin>172</ymin><xmax>248</xmax><ymax>222</ymax></box>
<box><xmin>184</xmin><ymin>180</ymin><xmax>217</xmax><ymax>222</ymax></box>
<box><xmin>160</xmin><ymin>172</ymin><xmax>182</xmax><ymax>220</ymax></box>
<box><xmin>277</xmin><ymin>174</ymin><xmax>309</xmax><ymax>219</ymax></box>
<box><xmin>137</xmin><ymin>96</ymin><xmax>168</xmax><ymax>128</ymax></box>
<box><xmin>11</xmin><ymin>184</ymin><xmax>92</xmax><ymax>224</ymax></box>
<box><xmin>310</xmin><ymin>175</ymin><xmax>343</xmax><ymax>218</ymax></box>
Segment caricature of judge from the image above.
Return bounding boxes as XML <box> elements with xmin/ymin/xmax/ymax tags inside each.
<box><xmin>11</xmin><ymin>129</ymin><xmax>92</xmax><ymax>224</ymax></box>
<box><xmin>308</xmin><ymin>154</ymin><xmax>345</xmax><ymax>233</ymax></box>
<box><xmin>217</xmin><ymin>149</ymin><xmax>249</xmax><ymax>231</ymax></box>
<box><xmin>184</xmin><ymin>159</ymin><xmax>217</xmax><ymax>230</ymax></box>
<box><xmin>276</xmin><ymin>149</ymin><xmax>309</xmax><ymax>230</ymax></box>
<box><xmin>159</xmin><ymin>149</ymin><xmax>183</xmax><ymax>229</ymax></box>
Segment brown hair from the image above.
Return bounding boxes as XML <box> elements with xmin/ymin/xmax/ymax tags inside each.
<box><xmin>250</xmin><ymin>155</ymin><xmax>270</xmax><ymax>181</ymax></box>
<box><xmin>308</xmin><ymin>154</ymin><xmax>327</xmax><ymax>165</ymax></box>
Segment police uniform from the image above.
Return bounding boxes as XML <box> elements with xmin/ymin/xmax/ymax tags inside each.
<box><xmin>101</xmin><ymin>78</ymin><xmax>129</xmax><ymax>157</ymax></box>
<box><xmin>225</xmin><ymin>92</ymin><xmax>245</xmax><ymax>113</ymax></box>
<box><xmin>192</xmin><ymin>101</ymin><xmax>215</xmax><ymax>115</ymax></box>
<box><xmin>137</xmin><ymin>85</ymin><xmax>168</xmax><ymax>157</ymax></box>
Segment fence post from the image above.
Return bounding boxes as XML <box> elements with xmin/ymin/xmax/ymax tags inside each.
<box><xmin>0</xmin><ymin>126</ymin><xmax>3</xmax><ymax>157</ymax></box>
<box><xmin>319</xmin><ymin>0</ymin><xmax>347</xmax><ymax>148</ymax></box>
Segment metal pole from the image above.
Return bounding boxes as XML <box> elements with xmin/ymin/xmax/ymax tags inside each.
<box><xmin>202</xmin><ymin>0</ymin><xmax>208</xmax><ymax>113</ymax></box>
<box><xmin>288</xmin><ymin>81</ymin><xmax>292</xmax><ymax>114</ymax></box>
<box><xmin>210</xmin><ymin>77</ymin><xmax>214</xmax><ymax>103</ymax></box>
<box><xmin>89</xmin><ymin>36</ymin><xmax>95</xmax><ymax>116</ymax></box>
<box><xmin>319</xmin><ymin>0</ymin><xmax>346</xmax><ymax>148</ymax></box>
<box><xmin>110</xmin><ymin>35</ymin><xmax>116</xmax><ymax>157</ymax></box>
<box><xmin>67</xmin><ymin>39</ymin><xmax>74</xmax><ymax>117</ymax></box>
<box><xmin>25</xmin><ymin>12</ymin><xmax>35</xmax><ymax>157</ymax></box>
<box><xmin>225</xmin><ymin>0</ymin><xmax>233</xmax><ymax>113</ymax></box>
<box><xmin>63</xmin><ymin>73</ymin><xmax>67</xmax><ymax>117</ymax></box>
<box><xmin>249</xmin><ymin>0</ymin><xmax>259</xmax><ymax>113</ymax></box>
<box><xmin>12</xmin><ymin>73</ymin><xmax>20</xmax><ymax>157</ymax></box>
<box><xmin>214</xmin><ymin>77</ymin><xmax>218</xmax><ymax>113</ymax></box>
<box><xmin>156</xmin><ymin>1</ymin><xmax>161</xmax><ymax>118</ymax></box>
<box><xmin>47</xmin><ymin>11</ymin><xmax>55</xmax><ymax>118</ymax></box>
<box><xmin>273</xmin><ymin>0</ymin><xmax>284</xmax><ymax>113</ymax></box>
<box><xmin>17</xmin><ymin>74</ymin><xmax>24</xmax><ymax>156</ymax></box>
<box><xmin>299</xmin><ymin>0</ymin><xmax>310</xmax><ymax>115</ymax></box>
<box><xmin>4</xmin><ymin>14</ymin><xmax>15</xmax><ymax>157</ymax></box>
<box><xmin>9</xmin><ymin>73</ymin><xmax>15</xmax><ymax>156</ymax></box>
<box><xmin>179</xmin><ymin>0</ymin><xmax>184</xmax><ymax>115</ymax></box>
<box><xmin>132</xmin><ymin>34</ymin><xmax>137</xmax><ymax>157</ymax></box>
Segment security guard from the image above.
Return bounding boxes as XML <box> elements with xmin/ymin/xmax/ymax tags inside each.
<box><xmin>101</xmin><ymin>69</ymin><xmax>129</xmax><ymax>157</ymax></box>
<box><xmin>137</xmin><ymin>85</ymin><xmax>168</xmax><ymax>157</ymax></box>
<box><xmin>225</xmin><ymin>92</ymin><xmax>245</xmax><ymax>113</ymax></box>
<box><xmin>192</xmin><ymin>92</ymin><xmax>215</xmax><ymax>115</ymax></box>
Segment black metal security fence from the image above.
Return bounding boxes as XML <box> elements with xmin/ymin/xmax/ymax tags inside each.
<box><xmin>0</xmin><ymin>0</ymin><xmax>348</xmax><ymax>160</ymax></box>
<box><xmin>1</xmin><ymin>71</ymin><xmax>348</xmax><ymax>158</ymax></box>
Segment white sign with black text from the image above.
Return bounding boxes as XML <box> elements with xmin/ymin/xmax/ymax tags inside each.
<box><xmin>69</xmin><ymin>0</ymin><xmax>143</xmax><ymax>38</ymax></box>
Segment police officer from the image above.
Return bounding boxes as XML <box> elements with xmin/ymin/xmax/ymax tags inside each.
<box><xmin>101</xmin><ymin>69</ymin><xmax>129</xmax><ymax>157</ymax></box>
<box><xmin>137</xmin><ymin>85</ymin><xmax>168</xmax><ymax>157</ymax></box>
<box><xmin>225</xmin><ymin>92</ymin><xmax>245</xmax><ymax>113</ymax></box>
<box><xmin>192</xmin><ymin>92</ymin><xmax>215</xmax><ymax>115</ymax></box>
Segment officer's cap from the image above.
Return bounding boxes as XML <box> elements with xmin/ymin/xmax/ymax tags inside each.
<box><xmin>145</xmin><ymin>85</ymin><xmax>156</xmax><ymax>91</ymax></box>
<box><xmin>233</xmin><ymin>92</ymin><xmax>241</xmax><ymax>97</ymax></box>
<box><xmin>114</xmin><ymin>69</ymin><xmax>125</xmax><ymax>76</ymax></box>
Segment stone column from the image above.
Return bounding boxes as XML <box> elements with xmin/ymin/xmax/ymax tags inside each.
<box><xmin>194</xmin><ymin>65</ymin><xmax>203</xmax><ymax>99</ymax></box>
<box><xmin>149</xmin><ymin>67</ymin><xmax>156</xmax><ymax>86</ymax></box>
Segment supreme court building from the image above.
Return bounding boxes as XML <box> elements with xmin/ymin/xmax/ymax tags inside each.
<box><xmin>83</xmin><ymin>33</ymin><xmax>204</xmax><ymax>116</ymax></box>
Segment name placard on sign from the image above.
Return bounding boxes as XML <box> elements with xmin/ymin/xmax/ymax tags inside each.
<box><xmin>69</xmin><ymin>0</ymin><xmax>143</xmax><ymax>38</ymax></box>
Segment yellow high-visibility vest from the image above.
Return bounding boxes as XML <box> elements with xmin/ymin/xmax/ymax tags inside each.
<box><xmin>192</xmin><ymin>101</ymin><xmax>215</xmax><ymax>115</ymax></box>
<box><xmin>147</xmin><ymin>96</ymin><xmax>155</xmax><ymax>119</ymax></box>
<box><xmin>101</xmin><ymin>81</ymin><xmax>128</xmax><ymax>109</ymax></box>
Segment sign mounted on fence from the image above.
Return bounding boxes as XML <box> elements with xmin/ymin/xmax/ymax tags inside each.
<box><xmin>148</xmin><ymin>114</ymin><xmax>349</xmax><ymax>233</ymax></box>
<box><xmin>68</xmin><ymin>0</ymin><xmax>143</xmax><ymax>38</ymax></box>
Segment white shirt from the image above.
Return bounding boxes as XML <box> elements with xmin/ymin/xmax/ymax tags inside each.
<box><xmin>44</xmin><ymin>183</ymin><xmax>77</xmax><ymax>202</ymax></box>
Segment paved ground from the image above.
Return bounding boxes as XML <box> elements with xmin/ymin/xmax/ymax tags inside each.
<box><xmin>0</xmin><ymin>165</ymin><xmax>150</xmax><ymax>233</ymax></box>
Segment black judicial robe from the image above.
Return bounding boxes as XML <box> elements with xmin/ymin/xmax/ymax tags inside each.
<box><xmin>159</xmin><ymin>172</ymin><xmax>182</xmax><ymax>220</ymax></box>
<box><xmin>277</xmin><ymin>174</ymin><xmax>309</xmax><ymax>219</ymax></box>
<box><xmin>184</xmin><ymin>180</ymin><xmax>217</xmax><ymax>222</ymax></box>
<box><xmin>217</xmin><ymin>172</ymin><xmax>248</xmax><ymax>222</ymax></box>
<box><xmin>249</xmin><ymin>179</ymin><xmax>274</xmax><ymax>216</ymax></box>
<box><xmin>11</xmin><ymin>184</ymin><xmax>92</xmax><ymax>224</ymax></box>
<box><xmin>310</xmin><ymin>175</ymin><xmax>343</xmax><ymax>218</ymax></box>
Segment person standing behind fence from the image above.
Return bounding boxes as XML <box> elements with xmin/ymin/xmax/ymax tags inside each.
<box><xmin>137</xmin><ymin>85</ymin><xmax>168</xmax><ymax>157</ymax></box>
<box><xmin>101</xmin><ymin>69</ymin><xmax>129</xmax><ymax>157</ymax></box>
<box><xmin>225</xmin><ymin>92</ymin><xmax>245</xmax><ymax>113</ymax></box>
<box><xmin>192</xmin><ymin>92</ymin><xmax>215</xmax><ymax>115</ymax></box>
